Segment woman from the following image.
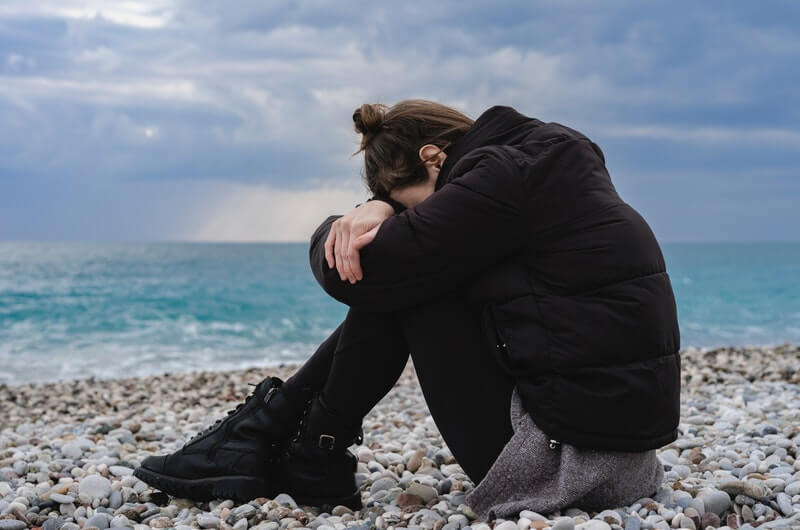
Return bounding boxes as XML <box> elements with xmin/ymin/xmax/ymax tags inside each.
<box><xmin>135</xmin><ymin>100</ymin><xmax>680</xmax><ymax>518</ymax></box>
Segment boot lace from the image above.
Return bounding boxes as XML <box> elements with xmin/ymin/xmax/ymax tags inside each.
<box><xmin>188</xmin><ymin>382</ymin><xmax>260</xmax><ymax>443</ymax></box>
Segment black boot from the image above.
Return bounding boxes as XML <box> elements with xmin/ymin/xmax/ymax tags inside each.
<box><xmin>277</xmin><ymin>393</ymin><xmax>364</xmax><ymax>510</ymax></box>
<box><xmin>134</xmin><ymin>377</ymin><xmax>310</xmax><ymax>501</ymax></box>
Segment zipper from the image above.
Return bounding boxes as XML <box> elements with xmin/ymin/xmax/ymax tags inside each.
<box><xmin>485</xmin><ymin>306</ymin><xmax>513</xmax><ymax>373</ymax></box>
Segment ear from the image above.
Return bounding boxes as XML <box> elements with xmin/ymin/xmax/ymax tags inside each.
<box><xmin>418</xmin><ymin>144</ymin><xmax>445</xmax><ymax>168</ymax></box>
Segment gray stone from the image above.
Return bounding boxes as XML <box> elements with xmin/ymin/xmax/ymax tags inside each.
<box><xmin>519</xmin><ymin>511</ymin><xmax>548</xmax><ymax>522</ymax></box>
<box><xmin>85</xmin><ymin>514</ymin><xmax>111</xmax><ymax>529</ymax></box>
<box><xmin>700</xmin><ymin>489</ymin><xmax>731</xmax><ymax>516</ymax></box>
<box><xmin>742</xmin><ymin>480</ymin><xmax>768</xmax><ymax>501</ymax></box>
<box><xmin>551</xmin><ymin>517</ymin><xmax>576</xmax><ymax>530</ymax></box>
<box><xmin>331</xmin><ymin>505</ymin><xmax>353</xmax><ymax>516</ymax></box>
<box><xmin>273</xmin><ymin>493</ymin><xmax>298</xmax><ymax>508</ymax></box>
<box><xmin>741</xmin><ymin>504</ymin><xmax>754</xmax><ymax>522</ymax></box>
<box><xmin>406</xmin><ymin>482</ymin><xmax>438</xmax><ymax>503</ymax></box>
<box><xmin>79</xmin><ymin>475</ymin><xmax>112</xmax><ymax>499</ymax></box>
<box><xmin>60</xmin><ymin>442</ymin><xmax>83</xmax><ymax>459</ymax></box>
<box><xmin>688</xmin><ymin>497</ymin><xmax>705</xmax><ymax>516</ymax></box>
<box><xmin>621</xmin><ymin>516</ymin><xmax>639</xmax><ymax>530</ymax></box>
<box><xmin>785</xmin><ymin>481</ymin><xmax>800</xmax><ymax>496</ymax></box>
<box><xmin>370</xmin><ymin>477</ymin><xmax>397</xmax><ymax>494</ymax></box>
<box><xmin>198</xmin><ymin>514</ymin><xmax>221</xmax><ymax>528</ymax></box>
<box><xmin>231</xmin><ymin>504</ymin><xmax>256</xmax><ymax>521</ymax></box>
<box><xmin>595</xmin><ymin>510</ymin><xmax>621</xmax><ymax>525</ymax></box>
<box><xmin>493</xmin><ymin>522</ymin><xmax>517</xmax><ymax>530</ymax></box>
<box><xmin>574</xmin><ymin>521</ymin><xmax>611</xmax><ymax>530</ymax></box>
<box><xmin>109</xmin><ymin>515</ymin><xmax>130</xmax><ymax>527</ymax></box>
<box><xmin>50</xmin><ymin>493</ymin><xmax>75</xmax><ymax>504</ymax></box>
<box><xmin>776</xmin><ymin>492</ymin><xmax>794</xmax><ymax>516</ymax></box>
<box><xmin>0</xmin><ymin>521</ymin><xmax>27</xmax><ymax>530</ymax></box>
<box><xmin>735</xmin><ymin>494</ymin><xmax>756</xmax><ymax>506</ymax></box>
<box><xmin>42</xmin><ymin>518</ymin><xmax>66</xmax><ymax>530</ymax></box>
<box><xmin>108</xmin><ymin>490</ymin><xmax>122</xmax><ymax>509</ymax></box>
<box><xmin>108</xmin><ymin>466</ymin><xmax>133</xmax><ymax>477</ymax></box>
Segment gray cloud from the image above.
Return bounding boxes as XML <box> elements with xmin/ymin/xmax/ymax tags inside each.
<box><xmin>0</xmin><ymin>1</ymin><xmax>798</xmax><ymax>241</ymax></box>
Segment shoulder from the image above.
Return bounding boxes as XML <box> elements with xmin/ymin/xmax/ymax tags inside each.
<box><xmin>448</xmin><ymin>145</ymin><xmax>519</xmax><ymax>178</ymax></box>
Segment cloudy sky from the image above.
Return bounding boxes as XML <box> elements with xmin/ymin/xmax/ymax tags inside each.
<box><xmin>1</xmin><ymin>1</ymin><xmax>798</xmax><ymax>242</ymax></box>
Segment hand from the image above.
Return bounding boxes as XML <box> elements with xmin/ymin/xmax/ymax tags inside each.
<box><xmin>324</xmin><ymin>200</ymin><xmax>394</xmax><ymax>283</ymax></box>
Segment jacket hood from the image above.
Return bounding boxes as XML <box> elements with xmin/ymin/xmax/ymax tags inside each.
<box><xmin>436</xmin><ymin>105</ymin><xmax>541</xmax><ymax>191</ymax></box>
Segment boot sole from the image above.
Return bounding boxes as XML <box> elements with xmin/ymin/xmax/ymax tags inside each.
<box><xmin>133</xmin><ymin>466</ymin><xmax>273</xmax><ymax>502</ymax></box>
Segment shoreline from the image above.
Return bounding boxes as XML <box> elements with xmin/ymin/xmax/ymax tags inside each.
<box><xmin>2</xmin><ymin>343</ymin><xmax>799</xmax><ymax>390</ymax></box>
<box><xmin>1</xmin><ymin>346</ymin><xmax>799</xmax><ymax>529</ymax></box>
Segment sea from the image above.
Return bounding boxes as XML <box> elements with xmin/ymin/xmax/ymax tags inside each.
<box><xmin>1</xmin><ymin>242</ymin><xmax>799</xmax><ymax>385</ymax></box>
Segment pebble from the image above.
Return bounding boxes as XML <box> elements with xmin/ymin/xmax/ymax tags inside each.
<box><xmin>230</xmin><ymin>504</ymin><xmax>256</xmax><ymax>521</ymax></box>
<box><xmin>741</xmin><ymin>504</ymin><xmax>754</xmax><ymax>523</ymax></box>
<box><xmin>785</xmin><ymin>481</ymin><xmax>800</xmax><ymax>496</ymax></box>
<box><xmin>50</xmin><ymin>493</ymin><xmax>76</xmax><ymax>504</ymax></box>
<box><xmin>775</xmin><ymin>492</ymin><xmax>793</xmax><ymax>516</ymax></box>
<box><xmin>548</xmin><ymin>519</ymin><xmax>573</xmax><ymax>530</ymax></box>
<box><xmin>700</xmin><ymin>512</ymin><xmax>720</xmax><ymax>528</ymax></box>
<box><xmin>621</xmin><ymin>516</ymin><xmax>639</xmax><ymax>530</ymax></box>
<box><xmin>197</xmin><ymin>514</ymin><xmax>221</xmax><ymax>528</ymax></box>
<box><xmin>406</xmin><ymin>482</ymin><xmax>439</xmax><ymax>503</ymax></box>
<box><xmin>699</xmin><ymin>488</ymin><xmax>731</xmax><ymax>516</ymax></box>
<box><xmin>42</xmin><ymin>518</ymin><xmax>65</xmax><ymax>530</ymax></box>
<box><xmin>273</xmin><ymin>493</ymin><xmax>298</xmax><ymax>508</ymax></box>
<box><xmin>370</xmin><ymin>477</ymin><xmax>397</xmax><ymax>494</ymax></box>
<box><xmin>108</xmin><ymin>466</ymin><xmax>133</xmax><ymax>477</ymax></box>
<box><xmin>78</xmin><ymin>475</ymin><xmax>112</xmax><ymax>499</ymax></box>
<box><xmin>742</xmin><ymin>480</ymin><xmax>768</xmax><ymax>500</ymax></box>
<box><xmin>1</xmin><ymin>347</ymin><xmax>800</xmax><ymax>530</ymax></box>
<box><xmin>86</xmin><ymin>514</ymin><xmax>111</xmax><ymax>529</ymax></box>
<box><xmin>0</xmin><ymin>522</ymin><xmax>27</xmax><ymax>530</ymax></box>
<box><xmin>108</xmin><ymin>490</ymin><xmax>122</xmax><ymax>509</ymax></box>
<box><xmin>575</xmin><ymin>521</ymin><xmax>611</xmax><ymax>530</ymax></box>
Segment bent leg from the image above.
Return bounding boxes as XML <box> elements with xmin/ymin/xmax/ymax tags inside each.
<box><xmin>399</xmin><ymin>294</ymin><xmax>515</xmax><ymax>484</ymax></box>
<box><xmin>284</xmin><ymin>294</ymin><xmax>514</xmax><ymax>484</ymax></box>
<box><xmin>284</xmin><ymin>307</ymin><xmax>409</xmax><ymax>420</ymax></box>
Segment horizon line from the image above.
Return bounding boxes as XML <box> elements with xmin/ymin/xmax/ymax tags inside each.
<box><xmin>1</xmin><ymin>239</ymin><xmax>800</xmax><ymax>245</ymax></box>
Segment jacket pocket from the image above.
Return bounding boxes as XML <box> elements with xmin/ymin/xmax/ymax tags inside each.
<box><xmin>481</xmin><ymin>305</ymin><xmax>514</xmax><ymax>374</ymax></box>
<box><xmin>482</xmin><ymin>295</ymin><xmax>550</xmax><ymax>375</ymax></box>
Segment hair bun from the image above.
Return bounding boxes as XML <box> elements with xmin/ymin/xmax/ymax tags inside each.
<box><xmin>353</xmin><ymin>103</ymin><xmax>387</xmax><ymax>136</ymax></box>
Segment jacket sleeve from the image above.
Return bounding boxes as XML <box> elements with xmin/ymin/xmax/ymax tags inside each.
<box><xmin>309</xmin><ymin>148</ymin><xmax>528</xmax><ymax>312</ymax></box>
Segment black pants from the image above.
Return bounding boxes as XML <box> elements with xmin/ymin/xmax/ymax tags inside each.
<box><xmin>284</xmin><ymin>294</ymin><xmax>515</xmax><ymax>483</ymax></box>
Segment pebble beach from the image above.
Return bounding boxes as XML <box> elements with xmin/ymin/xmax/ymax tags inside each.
<box><xmin>2</xmin><ymin>346</ymin><xmax>800</xmax><ymax>530</ymax></box>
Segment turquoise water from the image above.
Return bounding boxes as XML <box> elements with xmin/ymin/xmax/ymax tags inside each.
<box><xmin>1</xmin><ymin>242</ymin><xmax>798</xmax><ymax>384</ymax></box>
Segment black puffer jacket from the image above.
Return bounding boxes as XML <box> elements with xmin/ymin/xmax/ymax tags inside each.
<box><xmin>309</xmin><ymin>106</ymin><xmax>680</xmax><ymax>452</ymax></box>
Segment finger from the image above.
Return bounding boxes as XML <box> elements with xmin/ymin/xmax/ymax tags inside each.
<box><xmin>333</xmin><ymin>225</ymin><xmax>346</xmax><ymax>281</ymax></box>
<box><xmin>348</xmin><ymin>229</ymin><xmax>364</xmax><ymax>282</ymax></box>
<box><xmin>340</xmin><ymin>228</ymin><xmax>354</xmax><ymax>283</ymax></box>
<box><xmin>350</xmin><ymin>225</ymin><xmax>379</xmax><ymax>281</ymax></box>
<box><xmin>324</xmin><ymin>222</ymin><xmax>337</xmax><ymax>269</ymax></box>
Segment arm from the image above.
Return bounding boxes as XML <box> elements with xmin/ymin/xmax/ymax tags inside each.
<box><xmin>309</xmin><ymin>147</ymin><xmax>528</xmax><ymax>312</ymax></box>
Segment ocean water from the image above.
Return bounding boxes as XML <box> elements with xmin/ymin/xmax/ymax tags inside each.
<box><xmin>1</xmin><ymin>242</ymin><xmax>798</xmax><ymax>384</ymax></box>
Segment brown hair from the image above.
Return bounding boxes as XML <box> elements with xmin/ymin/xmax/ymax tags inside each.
<box><xmin>352</xmin><ymin>99</ymin><xmax>474</xmax><ymax>197</ymax></box>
